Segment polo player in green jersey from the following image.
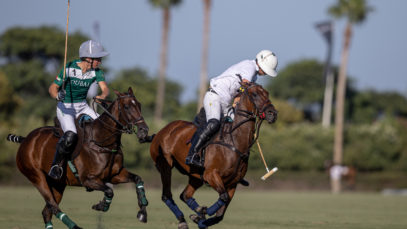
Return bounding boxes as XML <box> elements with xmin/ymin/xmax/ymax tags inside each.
<box><xmin>48</xmin><ymin>40</ymin><xmax>110</xmax><ymax>180</ymax></box>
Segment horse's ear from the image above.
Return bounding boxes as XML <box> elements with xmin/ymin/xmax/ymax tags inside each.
<box><xmin>114</xmin><ymin>90</ymin><xmax>122</xmax><ymax>97</ymax></box>
<box><xmin>128</xmin><ymin>87</ymin><xmax>134</xmax><ymax>95</ymax></box>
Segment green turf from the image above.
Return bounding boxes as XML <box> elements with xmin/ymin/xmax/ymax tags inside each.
<box><xmin>0</xmin><ymin>186</ymin><xmax>406</xmax><ymax>229</ymax></box>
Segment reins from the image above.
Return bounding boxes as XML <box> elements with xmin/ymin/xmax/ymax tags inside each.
<box><xmin>93</xmin><ymin>95</ymin><xmax>144</xmax><ymax>134</ymax></box>
<box><xmin>88</xmin><ymin>95</ymin><xmax>144</xmax><ymax>149</ymax></box>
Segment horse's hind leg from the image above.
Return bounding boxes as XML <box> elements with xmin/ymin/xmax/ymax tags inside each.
<box><xmin>42</xmin><ymin>181</ymin><xmax>67</xmax><ymax>228</ymax></box>
<box><xmin>32</xmin><ymin>175</ymin><xmax>81</xmax><ymax>229</ymax></box>
<box><xmin>110</xmin><ymin>168</ymin><xmax>149</xmax><ymax>223</ymax></box>
<box><xmin>155</xmin><ymin>151</ymin><xmax>188</xmax><ymax>229</ymax></box>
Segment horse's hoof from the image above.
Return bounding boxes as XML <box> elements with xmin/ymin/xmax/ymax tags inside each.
<box><xmin>92</xmin><ymin>203</ymin><xmax>104</xmax><ymax>212</ymax></box>
<box><xmin>72</xmin><ymin>226</ymin><xmax>82</xmax><ymax>229</ymax></box>
<box><xmin>178</xmin><ymin>222</ymin><xmax>188</xmax><ymax>229</ymax></box>
<box><xmin>195</xmin><ymin>206</ymin><xmax>207</xmax><ymax>216</ymax></box>
<box><xmin>189</xmin><ymin>214</ymin><xmax>202</xmax><ymax>224</ymax></box>
<box><xmin>198</xmin><ymin>220</ymin><xmax>208</xmax><ymax>229</ymax></box>
<box><xmin>137</xmin><ymin>211</ymin><xmax>147</xmax><ymax>223</ymax></box>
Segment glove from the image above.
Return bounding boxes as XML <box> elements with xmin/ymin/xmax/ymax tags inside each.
<box><xmin>56</xmin><ymin>89</ymin><xmax>66</xmax><ymax>101</ymax></box>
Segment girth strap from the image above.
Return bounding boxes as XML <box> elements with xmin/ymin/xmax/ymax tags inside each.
<box><xmin>210</xmin><ymin>141</ymin><xmax>249</xmax><ymax>161</ymax></box>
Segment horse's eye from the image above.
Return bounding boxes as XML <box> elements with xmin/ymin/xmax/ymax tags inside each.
<box><xmin>252</xmin><ymin>93</ymin><xmax>258</xmax><ymax>97</ymax></box>
<box><xmin>124</xmin><ymin>105</ymin><xmax>129</xmax><ymax>110</ymax></box>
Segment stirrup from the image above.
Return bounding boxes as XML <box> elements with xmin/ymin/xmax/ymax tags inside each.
<box><xmin>186</xmin><ymin>154</ymin><xmax>204</xmax><ymax>168</ymax></box>
<box><xmin>48</xmin><ymin>165</ymin><xmax>63</xmax><ymax>180</ymax></box>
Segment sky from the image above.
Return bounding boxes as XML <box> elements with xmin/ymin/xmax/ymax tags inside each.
<box><xmin>1</xmin><ymin>0</ymin><xmax>406</xmax><ymax>103</ymax></box>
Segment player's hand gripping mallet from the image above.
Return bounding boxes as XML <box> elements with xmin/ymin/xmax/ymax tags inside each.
<box><xmin>256</xmin><ymin>139</ymin><xmax>278</xmax><ymax>180</ymax></box>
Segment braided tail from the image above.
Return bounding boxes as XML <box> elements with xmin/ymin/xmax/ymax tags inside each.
<box><xmin>6</xmin><ymin>134</ymin><xmax>25</xmax><ymax>143</ymax></box>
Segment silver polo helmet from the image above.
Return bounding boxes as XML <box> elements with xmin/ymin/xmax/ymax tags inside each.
<box><xmin>79</xmin><ymin>40</ymin><xmax>109</xmax><ymax>58</ymax></box>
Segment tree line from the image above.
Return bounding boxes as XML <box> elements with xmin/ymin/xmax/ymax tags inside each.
<box><xmin>0</xmin><ymin>24</ymin><xmax>406</xmax><ymax>181</ymax></box>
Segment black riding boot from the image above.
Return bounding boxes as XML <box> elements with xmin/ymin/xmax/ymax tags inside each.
<box><xmin>48</xmin><ymin>131</ymin><xmax>78</xmax><ymax>180</ymax></box>
<box><xmin>186</xmin><ymin>119</ymin><xmax>220</xmax><ymax>168</ymax></box>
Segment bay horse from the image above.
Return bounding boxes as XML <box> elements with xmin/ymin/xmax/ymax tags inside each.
<box><xmin>150</xmin><ymin>82</ymin><xmax>278</xmax><ymax>229</ymax></box>
<box><xmin>7</xmin><ymin>87</ymin><xmax>150</xmax><ymax>229</ymax></box>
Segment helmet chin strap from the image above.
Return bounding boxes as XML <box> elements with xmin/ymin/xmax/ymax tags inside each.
<box><xmin>83</xmin><ymin>58</ymin><xmax>95</xmax><ymax>70</ymax></box>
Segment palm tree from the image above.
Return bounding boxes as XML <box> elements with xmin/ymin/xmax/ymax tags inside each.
<box><xmin>149</xmin><ymin>0</ymin><xmax>182</xmax><ymax>123</ymax></box>
<box><xmin>329</xmin><ymin>0</ymin><xmax>373</xmax><ymax>193</ymax></box>
<box><xmin>197</xmin><ymin>0</ymin><xmax>212</xmax><ymax>111</ymax></box>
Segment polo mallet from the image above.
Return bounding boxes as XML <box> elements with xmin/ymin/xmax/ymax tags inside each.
<box><xmin>255</xmin><ymin>138</ymin><xmax>278</xmax><ymax>180</ymax></box>
<box><xmin>61</xmin><ymin>0</ymin><xmax>70</xmax><ymax>90</ymax></box>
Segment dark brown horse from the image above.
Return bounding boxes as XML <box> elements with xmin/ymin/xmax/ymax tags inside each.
<box><xmin>7</xmin><ymin>87</ymin><xmax>150</xmax><ymax>229</ymax></box>
<box><xmin>150</xmin><ymin>82</ymin><xmax>277</xmax><ymax>229</ymax></box>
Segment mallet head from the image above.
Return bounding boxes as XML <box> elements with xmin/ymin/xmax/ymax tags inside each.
<box><xmin>261</xmin><ymin>167</ymin><xmax>278</xmax><ymax>180</ymax></box>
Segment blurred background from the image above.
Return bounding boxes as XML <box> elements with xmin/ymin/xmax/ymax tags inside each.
<box><xmin>1</xmin><ymin>0</ymin><xmax>406</xmax><ymax>193</ymax></box>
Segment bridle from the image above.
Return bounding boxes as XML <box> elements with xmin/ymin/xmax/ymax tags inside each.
<box><xmin>236</xmin><ymin>84</ymin><xmax>275</xmax><ymax>121</ymax></box>
<box><xmin>93</xmin><ymin>95</ymin><xmax>145</xmax><ymax>134</ymax></box>
<box><xmin>227</xmin><ymin>83</ymin><xmax>275</xmax><ymax>145</ymax></box>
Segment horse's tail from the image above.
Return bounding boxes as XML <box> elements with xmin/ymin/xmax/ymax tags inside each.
<box><xmin>6</xmin><ymin>134</ymin><xmax>25</xmax><ymax>143</ymax></box>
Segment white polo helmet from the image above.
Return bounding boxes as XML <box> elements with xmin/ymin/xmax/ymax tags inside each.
<box><xmin>256</xmin><ymin>50</ymin><xmax>278</xmax><ymax>77</ymax></box>
<box><xmin>79</xmin><ymin>40</ymin><xmax>109</xmax><ymax>58</ymax></box>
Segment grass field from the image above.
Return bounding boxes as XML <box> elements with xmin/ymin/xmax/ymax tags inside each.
<box><xmin>0</xmin><ymin>186</ymin><xmax>406</xmax><ymax>229</ymax></box>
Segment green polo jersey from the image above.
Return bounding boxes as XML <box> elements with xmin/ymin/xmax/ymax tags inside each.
<box><xmin>54</xmin><ymin>59</ymin><xmax>105</xmax><ymax>103</ymax></box>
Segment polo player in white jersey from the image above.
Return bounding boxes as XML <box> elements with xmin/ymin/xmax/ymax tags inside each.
<box><xmin>48</xmin><ymin>40</ymin><xmax>110</xmax><ymax>180</ymax></box>
<box><xmin>186</xmin><ymin>50</ymin><xmax>278</xmax><ymax>168</ymax></box>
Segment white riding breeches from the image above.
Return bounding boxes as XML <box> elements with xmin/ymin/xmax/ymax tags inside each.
<box><xmin>56</xmin><ymin>100</ymin><xmax>99</xmax><ymax>133</ymax></box>
<box><xmin>203</xmin><ymin>91</ymin><xmax>230</xmax><ymax>121</ymax></box>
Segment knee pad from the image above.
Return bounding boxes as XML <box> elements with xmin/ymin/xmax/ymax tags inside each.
<box><xmin>64</xmin><ymin>131</ymin><xmax>78</xmax><ymax>148</ymax></box>
<box><xmin>59</xmin><ymin>131</ymin><xmax>78</xmax><ymax>154</ymax></box>
<box><xmin>202</xmin><ymin>119</ymin><xmax>220</xmax><ymax>138</ymax></box>
<box><xmin>207</xmin><ymin>119</ymin><xmax>221</xmax><ymax>131</ymax></box>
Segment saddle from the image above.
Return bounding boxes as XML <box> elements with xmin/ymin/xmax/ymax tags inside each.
<box><xmin>53</xmin><ymin>114</ymin><xmax>93</xmax><ymax>139</ymax></box>
<box><xmin>53</xmin><ymin>115</ymin><xmax>94</xmax><ymax>159</ymax></box>
<box><xmin>190</xmin><ymin>109</ymin><xmax>249</xmax><ymax>186</ymax></box>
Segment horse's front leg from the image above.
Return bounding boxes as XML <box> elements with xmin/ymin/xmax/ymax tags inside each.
<box><xmin>198</xmin><ymin>186</ymin><xmax>237</xmax><ymax>228</ymax></box>
<box><xmin>82</xmin><ymin>177</ymin><xmax>115</xmax><ymax>212</ymax></box>
<box><xmin>193</xmin><ymin>171</ymin><xmax>235</xmax><ymax>228</ymax></box>
<box><xmin>110</xmin><ymin>168</ymin><xmax>148</xmax><ymax>223</ymax></box>
<box><xmin>180</xmin><ymin>176</ymin><xmax>205</xmax><ymax>218</ymax></box>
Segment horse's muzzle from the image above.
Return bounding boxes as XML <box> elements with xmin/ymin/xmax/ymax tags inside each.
<box><xmin>136</xmin><ymin>123</ymin><xmax>149</xmax><ymax>141</ymax></box>
<box><xmin>266</xmin><ymin>109</ymin><xmax>278</xmax><ymax>124</ymax></box>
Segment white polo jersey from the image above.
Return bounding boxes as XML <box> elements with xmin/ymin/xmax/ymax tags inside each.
<box><xmin>209</xmin><ymin>60</ymin><xmax>259</xmax><ymax>104</ymax></box>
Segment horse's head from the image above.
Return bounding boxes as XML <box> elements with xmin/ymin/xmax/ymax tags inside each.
<box><xmin>238</xmin><ymin>81</ymin><xmax>277</xmax><ymax>124</ymax></box>
<box><xmin>112</xmin><ymin>87</ymin><xmax>149</xmax><ymax>140</ymax></box>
